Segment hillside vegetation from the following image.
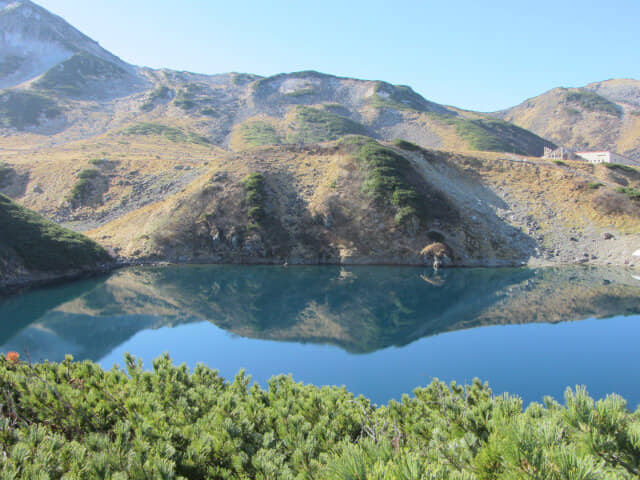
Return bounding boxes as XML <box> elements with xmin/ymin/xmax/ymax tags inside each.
<box><xmin>1</xmin><ymin>354</ymin><xmax>639</xmax><ymax>479</ymax></box>
<box><xmin>120</xmin><ymin>123</ymin><xmax>211</xmax><ymax>145</ymax></box>
<box><xmin>445</xmin><ymin>117</ymin><xmax>555</xmax><ymax>156</ymax></box>
<box><xmin>564</xmin><ymin>90</ymin><xmax>622</xmax><ymax>117</ymax></box>
<box><xmin>0</xmin><ymin>161</ymin><xmax>13</xmax><ymax>186</ymax></box>
<box><xmin>287</xmin><ymin>106</ymin><xmax>368</xmax><ymax>144</ymax></box>
<box><xmin>2</xmin><ymin>59</ymin><xmax>570</xmax><ymax>158</ymax></box>
<box><xmin>0</xmin><ymin>194</ymin><xmax>111</xmax><ymax>290</ymax></box>
<box><xmin>233</xmin><ymin>121</ymin><xmax>281</xmax><ymax>148</ymax></box>
<box><xmin>33</xmin><ymin>52</ymin><xmax>142</xmax><ymax>99</ymax></box>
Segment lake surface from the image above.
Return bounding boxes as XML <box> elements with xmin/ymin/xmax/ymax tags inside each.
<box><xmin>1</xmin><ymin>265</ymin><xmax>640</xmax><ymax>407</ymax></box>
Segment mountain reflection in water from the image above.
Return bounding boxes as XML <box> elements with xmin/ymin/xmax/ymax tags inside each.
<box><xmin>1</xmin><ymin>265</ymin><xmax>640</xmax><ymax>364</ymax></box>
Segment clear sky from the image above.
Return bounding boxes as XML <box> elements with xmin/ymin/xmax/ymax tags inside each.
<box><xmin>36</xmin><ymin>0</ymin><xmax>640</xmax><ymax>112</ymax></box>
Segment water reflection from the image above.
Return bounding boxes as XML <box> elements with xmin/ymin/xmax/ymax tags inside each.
<box><xmin>1</xmin><ymin>265</ymin><xmax>640</xmax><ymax>363</ymax></box>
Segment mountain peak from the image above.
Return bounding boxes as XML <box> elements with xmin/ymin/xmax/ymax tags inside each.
<box><xmin>1</xmin><ymin>1</ymin><xmax>56</xmax><ymax>22</ymax></box>
<box><xmin>0</xmin><ymin>0</ymin><xmax>132</xmax><ymax>89</ymax></box>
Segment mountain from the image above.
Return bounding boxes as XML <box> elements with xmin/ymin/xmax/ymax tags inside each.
<box><xmin>89</xmin><ymin>139</ymin><xmax>536</xmax><ymax>267</ymax></box>
<box><xmin>495</xmin><ymin>79</ymin><xmax>640</xmax><ymax>160</ymax></box>
<box><xmin>0</xmin><ymin>0</ymin><xmax>638</xmax><ymax>273</ymax></box>
<box><xmin>0</xmin><ymin>2</ymin><xmax>552</xmax><ymax>153</ymax></box>
<box><xmin>0</xmin><ymin>0</ymin><xmax>138</xmax><ymax>90</ymax></box>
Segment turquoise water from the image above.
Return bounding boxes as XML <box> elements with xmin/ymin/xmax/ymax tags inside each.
<box><xmin>1</xmin><ymin>265</ymin><xmax>639</xmax><ymax>406</ymax></box>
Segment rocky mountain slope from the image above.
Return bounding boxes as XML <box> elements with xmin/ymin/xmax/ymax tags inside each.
<box><xmin>0</xmin><ymin>193</ymin><xmax>112</xmax><ymax>292</ymax></box>
<box><xmin>0</xmin><ymin>0</ymin><xmax>143</xmax><ymax>97</ymax></box>
<box><xmin>495</xmin><ymin>79</ymin><xmax>640</xmax><ymax>160</ymax></box>
<box><xmin>87</xmin><ymin>138</ymin><xmax>640</xmax><ymax>267</ymax></box>
<box><xmin>0</xmin><ymin>0</ymin><xmax>128</xmax><ymax>86</ymax></box>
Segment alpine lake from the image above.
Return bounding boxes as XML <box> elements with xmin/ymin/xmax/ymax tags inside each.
<box><xmin>1</xmin><ymin>265</ymin><xmax>639</xmax><ymax>407</ymax></box>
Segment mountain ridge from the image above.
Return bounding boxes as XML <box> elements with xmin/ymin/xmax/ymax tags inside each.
<box><xmin>0</xmin><ymin>0</ymin><xmax>556</xmax><ymax>156</ymax></box>
<box><xmin>0</xmin><ymin>0</ymin><xmax>134</xmax><ymax>89</ymax></box>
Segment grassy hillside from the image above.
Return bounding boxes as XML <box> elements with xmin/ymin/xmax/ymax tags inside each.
<box><xmin>564</xmin><ymin>90</ymin><xmax>622</xmax><ymax>117</ymax></box>
<box><xmin>443</xmin><ymin>116</ymin><xmax>555</xmax><ymax>156</ymax></box>
<box><xmin>287</xmin><ymin>106</ymin><xmax>368</xmax><ymax>144</ymax></box>
<box><xmin>0</xmin><ymin>193</ymin><xmax>110</xmax><ymax>277</ymax></box>
<box><xmin>85</xmin><ymin>139</ymin><xmax>640</xmax><ymax>267</ymax></box>
<box><xmin>89</xmin><ymin>139</ymin><xmax>599</xmax><ymax>267</ymax></box>
<box><xmin>2</xmin><ymin>128</ymin><xmax>638</xmax><ymax>268</ymax></box>
<box><xmin>34</xmin><ymin>52</ymin><xmax>130</xmax><ymax>98</ymax></box>
<box><xmin>120</xmin><ymin>122</ymin><xmax>212</xmax><ymax>146</ymax></box>
<box><xmin>88</xmin><ymin>140</ymin><xmax>477</xmax><ymax>264</ymax></box>
<box><xmin>368</xmin><ymin>82</ymin><xmax>444</xmax><ymax>112</ymax></box>
<box><xmin>1</xmin><ymin>59</ymin><xmax>638</xmax><ymax>267</ymax></box>
<box><xmin>0</xmin><ymin>161</ymin><xmax>13</xmax><ymax>187</ymax></box>
<box><xmin>0</xmin><ymin>131</ymin><xmax>223</xmax><ymax>230</ymax></box>
<box><xmin>1</xmin><ymin>66</ymin><xmax>574</xmax><ymax>160</ymax></box>
<box><xmin>231</xmin><ymin>119</ymin><xmax>282</xmax><ymax>149</ymax></box>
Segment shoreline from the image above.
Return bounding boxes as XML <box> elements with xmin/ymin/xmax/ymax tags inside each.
<box><xmin>0</xmin><ymin>263</ymin><xmax>117</xmax><ymax>298</ymax></box>
<box><xmin>2</xmin><ymin>254</ymin><xmax>639</xmax><ymax>298</ymax></box>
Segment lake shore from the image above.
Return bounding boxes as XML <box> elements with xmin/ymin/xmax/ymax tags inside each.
<box><xmin>3</xmin><ymin>241</ymin><xmax>640</xmax><ymax>297</ymax></box>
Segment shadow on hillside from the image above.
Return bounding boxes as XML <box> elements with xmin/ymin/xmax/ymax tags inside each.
<box><xmin>261</xmin><ymin>169</ymin><xmax>339</xmax><ymax>262</ymax></box>
<box><xmin>0</xmin><ymin>170</ymin><xmax>30</xmax><ymax>199</ymax></box>
<box><xmin>416</xmin><ymin>150</ymin><xmax>539</xmax><ymax>264</ymax></box>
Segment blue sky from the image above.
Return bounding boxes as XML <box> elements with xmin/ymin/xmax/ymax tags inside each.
<box><xmin>37</xmin><ymin>0</ymin><xmax>639</xmax><ymax>112</ymax></box>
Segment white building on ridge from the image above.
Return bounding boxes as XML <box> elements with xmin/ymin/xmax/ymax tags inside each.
<box><xmin>575</xmin><ymin>151</ymin><xmax>640</xmax><ymax>167</ymax></box>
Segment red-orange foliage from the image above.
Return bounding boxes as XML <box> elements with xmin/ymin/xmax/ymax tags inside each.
<box><xmin>6</xmin><ymin>351</ymin><xmax>19</xmax><ymax>363</ymax></box>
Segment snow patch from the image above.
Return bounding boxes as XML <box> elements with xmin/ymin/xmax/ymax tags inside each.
<box><xmin>279</xmin><ymin>77</ymin><xmax>317</xmax><ymax>94</ymax></box>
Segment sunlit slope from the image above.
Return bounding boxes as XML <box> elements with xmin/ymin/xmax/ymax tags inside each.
<box><xmin>0</xmin><ymin>129</ymin><xmax>225</xmax><ymax>231</ymax></box>
<box><xmin>0</xmin><ymin>0</ymin><xmax>638</xmax><ymax>269</ymax></box>
<box><xmin>496</xmin><ymin>79</ymin><xmax>640</xmax><ymax>160</ymax></box>
<box><xmin>88</xmin><ymin>139</ymin><xmax>640</xmax><ymax>267</ymax></box>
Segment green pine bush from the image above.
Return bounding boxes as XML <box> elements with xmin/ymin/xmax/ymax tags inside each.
<box><xmin>1</xmin><ymin>354</ymin><xmax>639</xmax><ymax>479</ymax></box>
